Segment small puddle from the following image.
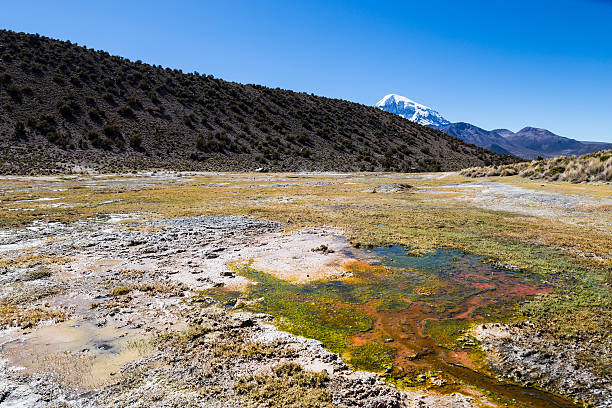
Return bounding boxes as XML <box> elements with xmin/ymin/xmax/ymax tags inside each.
<box><xmin>1</xmin><ymin>318</ymin><xmax>147</xmax><ymax>390</ymax></box>
<box><xmin>214</xmin><ymin>246</ymin><xmax>577</xmax><ymax>408</ymax></box>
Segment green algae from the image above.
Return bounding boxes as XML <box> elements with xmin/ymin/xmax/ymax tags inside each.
<box><xmin>346</xmin><ymin>342</ymin><xmax>396</xmax><ymax>372</ymax></box>
<box><xmin>423</xmin><ymin>319</ymin><xmax>472</xmax><ymax>349</ymax></box>
<box><xmin>207</xmin><ymin>248</ymin><xmax>551</xmax><ymax>367</ymax></box>
<box><xmin>225</xmin><ymin>262</ymin><xmax>373</xmax><ymax>353</ymax></box>
<box><xmin>200</xmin><ymin>248</ymin><xmax>585</xmax><ymax>407</ymax></box>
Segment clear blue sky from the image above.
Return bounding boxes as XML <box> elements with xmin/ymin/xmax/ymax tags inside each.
<box><xmin>2</xmin><ymin>0</ymin><xmax>611</xmax><ymax>142</ymax></box>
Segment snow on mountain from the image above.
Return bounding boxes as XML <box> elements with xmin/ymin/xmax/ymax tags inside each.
<box><xmin>375</xmin><ymin>94</ymin><xmax>450</xmax><ymax>127</ymax></box>
<box><xmin>376</xmin><ymin>94</ymin><xmax>612</xmax><ymax>159</ymax></box>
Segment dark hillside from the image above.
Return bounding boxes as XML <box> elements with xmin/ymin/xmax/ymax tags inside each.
<box><xmin>0</xmin><ymin>30</ymin><xmax>516</xmax><ymax>174</ymax></box>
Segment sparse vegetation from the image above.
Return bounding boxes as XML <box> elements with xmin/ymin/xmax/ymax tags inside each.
<box><xmin>0</xmin><ymin>303</ymin><xmax>65</xmax><ymax>329</ymax></box>
<box><xmin>109</xmin><ymin>286</ymin><xmax>132</xmax><ymax>296</ymax></box>
<box><xmin>234</xmin><ymin>362</ymin><xmax>332</xmax><ymax>408</ymax></box>
<box><xmin>19</xmin><ymin>269</ymin><xmax>52</xmax><ymax>281</ymax></box>
<box><xmin>108</xmin><ymin>282</ymin><xmax>186</xmax><ymax>297</ymax></box>
<box><xmin>0</xmin><ymin>173</ymin><xmax>609</xmax><ymax>407</ymax></box>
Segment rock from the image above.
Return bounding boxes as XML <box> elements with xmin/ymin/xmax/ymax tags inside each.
<box><xmin>311</xmin><ymin>244</ymin><xmax>335</xmax><ymax>254</ymax></box>
<box><xmin>363</xmin><ymin>183</ymin><xmax>413</xmax><ymax>193</ymax></box>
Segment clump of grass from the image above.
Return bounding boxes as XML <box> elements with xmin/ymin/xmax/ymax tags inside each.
<box><xmin>212</xmin><ymin>340</ymin><xmax>284</xmax><ymax>361</ymax></box>
<box><xmin>0</xmin><ymin>302</ymin><xmax>65</xmax><ymax>329</ymax></box>
<box><xmin>109</xmin><ymin>286</ymin><xmax>132</xmax><ymax>296</ymax></box>
<box><xmin>109</xmin><ymin>283</ymin><xmax>187</xmax><ymax>297</ymax></box>
<box><xmin>155</xmin><ymin>324</ymin><xmax>213</xmax><ymax>349</ymax></box>
<box><xmin>118</xmin><ymin>269</ymin><xmax>147</xmax><ymax>278</ymax></box>
<box><xmin>0</xmin><ymin>254</ymin><xmax>70</xmax><ymax>269</ymax></box>
<box><xmin>234</xmin><ymin>362</ymin><xmax>332</xmax><ymax>408</ymax></box>
<box><xmin>1</xmin><ymin>282</ymin><xmax>65</xmax><ymax>305</ymax></box>
<box><xmin>152</xmin><ymin>325</ymin><xmax>211</xmax><ymax>350</ymax></box>
<box><xmin>126</xmin><ymin>337</ymin><xmax>156</xmax><ymax>355</ymax></box>
<box><xmin>182</xmin><ymin>324</ymin><xmax>211</xmax><ymax>342</ymax></box>
<box><xmin>19</xmin><ymin>269</ymin><xmax>52</xmax><ymax>281</ymax></box>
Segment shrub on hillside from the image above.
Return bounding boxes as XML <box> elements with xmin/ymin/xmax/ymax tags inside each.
<box><xmin>129</xmin><ymin>133</ymin><xmax>142</xmax><ymax>149</ymax></box>
<box><xmin>117</xmin><ymin>105</ymin><xmax>134</xmax><ymax>117</ymax></box>
<box><xmin>13</xmin><ymin>121</ymin><xmax>26</xmax><ymax>139</ymax></box>
<box><xmin>103</xmin><ymin>123</ymin><xmax>121</xmax><ymax>139</ymax></box>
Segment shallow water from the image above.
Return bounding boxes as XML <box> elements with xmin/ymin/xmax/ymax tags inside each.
<box><xmin>357</xmin><ymin>247</ymin><xmax>573</xmax><ymax>407</ymax></box>
<box><xmin>223</xmin><ymin>246</ymin><xmax>577</xmax><ymax>407</ymax></box>
<box><xmin>1</xmin><ymin>318</ymin><xmax>145</xmax><ymax>390</ymax></box>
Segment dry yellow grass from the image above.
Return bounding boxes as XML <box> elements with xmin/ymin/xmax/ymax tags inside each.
<box><xmin>0</xmin><ymin>303</ymin><xmax>65</xmax><ymax>329</ymax></box>
<box><xmin>461</xmin><ymin>150</ymin><xmax>612</xmax><ymax>183</ymax></box>
<box><xmin>1</xmin><ymin>172</ymin><xmax>610</xmax><ymax>270</ymax></box>
<box><xmin>0</xmin><ymin>254</ymin><xmax>70</xmax><ymax>269</ymax></box>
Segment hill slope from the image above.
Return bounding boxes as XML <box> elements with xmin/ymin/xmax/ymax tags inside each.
<box><xmin>0</xmin><ymin>30</ymin><xmax>515</xmax><ymax>174</ymax></box>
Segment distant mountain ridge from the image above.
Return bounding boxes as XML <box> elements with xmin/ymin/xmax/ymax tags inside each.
<box><xmin>377</xmin><ymin>94</ymin><xmax>612</xmax><ymax>159</ymax></box>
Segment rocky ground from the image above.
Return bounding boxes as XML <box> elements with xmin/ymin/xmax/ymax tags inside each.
<box><xmin>474</xmin><ymin>322</ymin><xmax>612</xmax><ymax>407</ymax></box>
<box><xmin>0</xmin><ymin>214</ymin><xmax>479</xmax><ymax>408</ymax></box>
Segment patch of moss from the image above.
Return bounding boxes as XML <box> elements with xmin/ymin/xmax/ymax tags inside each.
<box><xmin>385</xmin><ymin>368</ymin><xmax>455</xmax><ymax>390</ymax></box>
<box><xmin>423</xmin><ymin>319</ymin><xmax>472</xmax><ymax>349</ymax></box>
<box><xmin>226</xmin><ymin>262</ymin><xmax>373</xmax><ymax>353</ymax></box>
<box><xmin>346</xmin><ymin>342</ymin><xmax>396</xmax><ymax>372</ymax></box>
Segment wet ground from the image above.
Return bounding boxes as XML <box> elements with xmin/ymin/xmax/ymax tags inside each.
<box><xmin>0</xmin><ymin>172</ymin><xmax>609</xmax><ymax>407</ymax></box>
<box><xmin>215</xmin><ymin>246</ymin><xmax>576</xmax><ymax>407</ymax></box>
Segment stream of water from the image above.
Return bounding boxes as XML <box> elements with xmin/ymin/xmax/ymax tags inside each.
<box><xmin>229</xmin><ymin>246</ymin><xmax>579</xmax><ymax>408</ymax></box>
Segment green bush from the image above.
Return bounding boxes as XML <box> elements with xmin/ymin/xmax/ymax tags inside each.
<box><xmin>550</xmin><ymin>166</ymin><xmax>566</xmax><ymax>176</ymax></box>
<box><xmin>58</xmin><ymin>103</ymin><xmax>73</xmax><ymax>117</ymax></box>
<box><xmin>103</xmin><ymin>123</ymin><xmax>121</xmax><ymax>138</ymax></box>
<box><xmin>6</xmin><ymin>84</ymin><xmax>21</xmax><ymax>100</ymax></box>
<box><xmin>117</xmin><ymin>105</ymin><xmax>134</xmax><ymax>117</ymax></box>
<box><xmin>14</xmin><ymin>121</ymin><xmax>26</xmax><ymax>139</ymax></box>
<box><xmin>129</xmin><ymin>133</ymin><xmax>142</xmax><ymax>149</ymax></box>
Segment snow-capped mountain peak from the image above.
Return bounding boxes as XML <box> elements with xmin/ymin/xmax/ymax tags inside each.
<box><xmin>375</xmin><ymin>94</ymin><xmax>450</xmax><ymax>127</ymax></box>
